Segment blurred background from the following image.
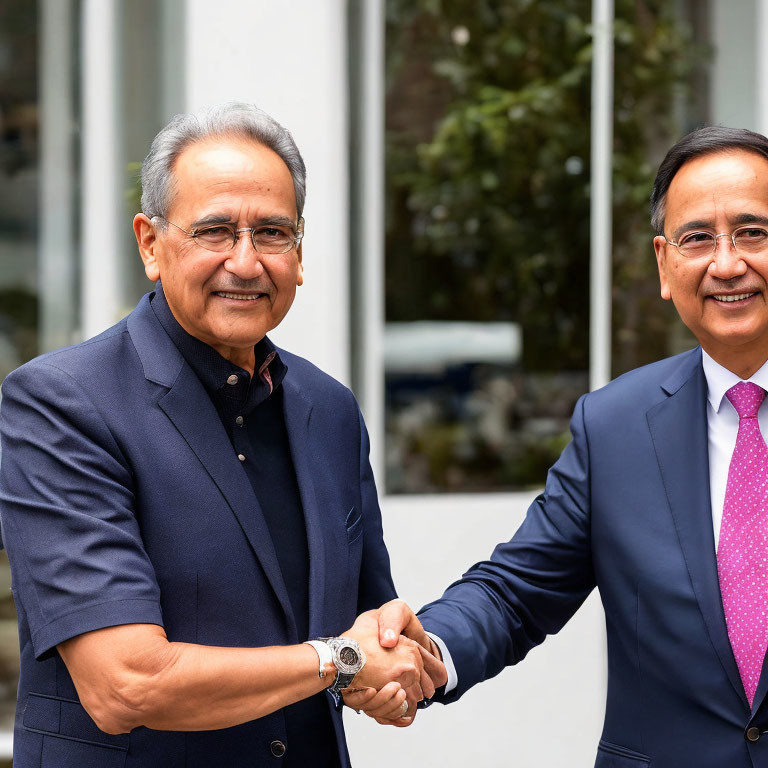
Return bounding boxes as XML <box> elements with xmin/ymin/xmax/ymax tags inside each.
<box><xmin>0</xmin><ymin>0</ymin><xmax>763</xmax><ymax>765</ymax></box>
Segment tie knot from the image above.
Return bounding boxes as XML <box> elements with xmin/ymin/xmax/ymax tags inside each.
<box><xmin>726</xmin><ymin>381</ymin><xmax>766</xmax><ymax>419</ymax></box>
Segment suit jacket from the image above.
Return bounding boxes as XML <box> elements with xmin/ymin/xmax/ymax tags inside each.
<box><xmin>0</xmin><ymin>292</ymin><xmax>396</xmax><ymax>768</ymax></box>
<box><xmin>420</xmin><ymin>347</ymin><xmax>768</xmax><ymax>768</ymax></box>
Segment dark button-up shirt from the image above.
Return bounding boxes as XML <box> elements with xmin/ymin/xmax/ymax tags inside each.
<box><xmin>151</xmin><ymin>286</ymin><xmax>338</xmax><ymax>768</ymax></box>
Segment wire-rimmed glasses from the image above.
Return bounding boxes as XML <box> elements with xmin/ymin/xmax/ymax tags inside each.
<box><xmin>153</xmin><ymin>216</ymin><xmax>304</xmax><ymax>255</ymax></box>
<box><xmin>662</xmin><ymin>225</ymin><xmax>768</xmax><ymax>259</ymax></box>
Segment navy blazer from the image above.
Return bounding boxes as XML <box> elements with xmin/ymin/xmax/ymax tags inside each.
<box><xmin>420</xmin><ymin>347</ymin><xmax>768</xmax><ymax>768</ymax></box>
<box><xmin>0</xmin><ymin>292</ymin><xmax>396</xmax><ymax>768</ymax></box>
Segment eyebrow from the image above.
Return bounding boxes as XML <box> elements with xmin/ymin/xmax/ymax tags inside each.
<box><xmin>189</xmin><ymin>214</ymin><xmax>235</xmax><ymax>230</ymax></box>
<box><xmin>254</xmin><ymin>216</ymin><xmax>298</xmax><ymax>231</ymax></box>
<box><xmin>732</xmin><ymin>213</ymin><xmax>768</xmax><ymax>227</ymax></box>
<box><xmin>671</xmin><ymin>220</ymin><xmax>710</xmax><ymax>240</ymax></box>
<box><xmin>671</xmin><ymin>214</ymin><xmax>768</xmax><ymax>240</ymax></box>
<box><xmin>190</xmin><ymin>214</ymin><xmax>298</xmax><ymax>231</ymax></box>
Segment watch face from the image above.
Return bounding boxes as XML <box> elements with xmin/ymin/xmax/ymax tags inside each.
<box><xmin>338</xmin><ymin>646</ymin><xmax>360</xmax><ymax>668</ymax></box>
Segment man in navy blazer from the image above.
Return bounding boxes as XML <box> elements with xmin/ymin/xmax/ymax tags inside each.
<box><xmin>0</xmin><ymin>103</ymin><xmax>443</xmax><ymax>767</ymax></box>
<box><xmin>361</xmin><ymin>128</ymin><xmax>768</xmax><ymax>767</ymax></box>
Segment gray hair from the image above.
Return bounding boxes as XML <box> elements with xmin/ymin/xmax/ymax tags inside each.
<box><xmin>140</xmin><ymin>102</ymin><xmax>307</xmax><ymax>223</ymax></box>
<box><xmin>650</xmin><ymin>125</ymin><xmax>768</xmax><ymax>235</ymax></box>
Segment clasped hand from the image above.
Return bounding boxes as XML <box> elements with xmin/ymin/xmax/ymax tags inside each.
<box><xmin>341</xmin><ymin>600</ymin><xmax>446</xmax><ymax>727</ymax></box>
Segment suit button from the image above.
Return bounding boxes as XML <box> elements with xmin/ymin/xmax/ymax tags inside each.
<box><xmin>270</xmin><ymin>740</ymin><xmax>286</xmax><ymax>757</ymax></box>
<box><xmin>747</xmin><ymin>727</ymin><xmax>761</xmax><ymax>742</ymax></box>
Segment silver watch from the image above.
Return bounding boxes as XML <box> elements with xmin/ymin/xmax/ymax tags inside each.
<box><xmin>316</xmin><ymin>636</ymin><xmax>366</xmax><ymax>694</ymax></box>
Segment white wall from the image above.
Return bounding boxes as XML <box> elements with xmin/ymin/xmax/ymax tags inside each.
<box><xmin>184</xmin><ymin>0</ymin><xmax>351</xmax><ymax>385</ymax></box>
<box><xmin>345</xmin><ymin>494</ymin><xmax>607</xmax><ymax>768</ymax></box>
<box><xmin>711</xmin><ymin>0</ymin><xmax>758</xmax><ymax>129</ymax></box>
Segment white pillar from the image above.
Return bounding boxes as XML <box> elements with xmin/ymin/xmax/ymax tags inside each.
<box><xmin>355</xmin><ymin>0</ymin><xmax>386</xmax><ymax>480</ymax></box>
<box><xmin>184</xmin><ymin>0</ymin><xmax>351</xmax><ymax>386</ymax></box>
<box><xmin>160</xmin><ymin>0</ymin><xmax>186</xmax><ymax>118</ymax></box>
<box><xmin>39</xmin><ymin>0</ymin><xmax>77</xmax><ymax>351</ymax></box>
<box><xmin>589</xmin><ymin>0</ymin><xmax>614</xmax><ymax>392</ymax></box>
<box><xmin>757</xmin><ymin>0</ymin><xmax>768</xmax><ymax>133</ymax></box>
<box><xmin>80</xmin><ymin>0</ymin><xmax>121</xmax><ymax>338</ymax></box>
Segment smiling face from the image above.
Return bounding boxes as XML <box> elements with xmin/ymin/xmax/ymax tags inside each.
<box><xmin>654</xmin><ymin>149</ymin><xmax>768</xmax><ymax>378</ymax></box>
<box><xmin>133</xmin><ymin>136</ymin><xmax>303</xmax><ymax>373</ymax></box>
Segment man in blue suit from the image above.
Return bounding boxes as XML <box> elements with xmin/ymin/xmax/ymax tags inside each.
<box><xmin>0</xmin><ymin>103</ymin><xmax>443</xmax><ymax>767</ymax></box>
<box><xmin>359</xmin><ymin>127</ymin><xmax>768</xmax><ymax>766</ymax></box>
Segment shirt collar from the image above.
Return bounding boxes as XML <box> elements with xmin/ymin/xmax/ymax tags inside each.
<box><xmin>149</xmin><ymin>283</ymin><xmax>287</xmax><ymax>410</ymax></box>
<box><xmin>701</xmin><ymin>348</ymin><xmax>768</xmax><ymax>413</ymax></box>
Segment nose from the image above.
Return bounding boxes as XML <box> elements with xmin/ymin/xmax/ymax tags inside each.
<box><xmin>707</xmin><ymin>234</ymin><xmax>748</xmax><ymax>280</ymax></box>
<box><xmin>222</xmin><ymin>233</ymin><xmax>265</xmax><ymax>278</ymax></box>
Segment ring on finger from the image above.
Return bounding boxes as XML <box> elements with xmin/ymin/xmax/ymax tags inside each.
<box><xmin>399</xmin><ymin>700</ymin><xmax>409</xmax><ymax>716</ymax></box>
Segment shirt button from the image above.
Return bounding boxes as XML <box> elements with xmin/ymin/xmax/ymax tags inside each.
<box><xmin>747</xmin><ymin>727</ymin><xmax>761</xmax><ymax>742</ymax></box>
<box><xmin>227</xmin><ymin>374</ymin><xmax>239</xmax><ymax>386</ymax></box>
<box><xmin>270</xmin><ymin>740</ymin><xmax>286</xmax><ymax>757</ymax></box>
<box><xmin>235</xmin><ymin>416</ymin><xmax>244</xmax><ymax>426</ymax></box>
<box><xmin>237</xmin><ymin>454</ymin><xmax>246</xmax><ymax>462</ymax></box>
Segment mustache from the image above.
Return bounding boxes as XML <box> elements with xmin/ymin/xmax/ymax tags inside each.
<box><xmin>704</xmin><ymin>277</ymin><xmax>762</xmax><ymax>292</ymax></box>
<box><xmin>210</xmin><ymin>277</ymin><xmax>273</xmax><ymax>293</ymax></box>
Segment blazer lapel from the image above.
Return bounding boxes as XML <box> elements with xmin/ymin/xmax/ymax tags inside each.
<box><xmin>647</xmin><ymin>350</ymin><xmax>747</xmax><ymax>708</ymax></box>
<box><xmin>127</xmin><ymin>295</ymin><xmax>297</xmax><ymax>639</ymax></box>
<box><xmin>281</xmin><ymin>375</ymin><xmax>328</xmax><ymax>636</ymax></box>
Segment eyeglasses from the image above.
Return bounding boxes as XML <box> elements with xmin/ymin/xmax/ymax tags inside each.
<box><xmin>663</xmin><ymin>226</ymin><xmax>768</xmax><ymax>259</ymax></box>
<box><xmin>153</xmin><ymin>216</ymin><xmax>304</xmax><ymax>255</ymax></box>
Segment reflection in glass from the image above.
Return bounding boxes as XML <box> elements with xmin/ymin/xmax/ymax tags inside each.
<box><xmin>0</xmin><ymin>0</ymin><xmax>81</xmax><ymax>733</ymax></box>
<box><xmin>609</xmin><ymin>1</ymin><xmax>705</xmax><ymax>375</ymax></box>
<box><xmin>0</xmin><ymin>1</ymin><xmax>39</xmax><ymax>384</ymax></box>
<box><xmin>0</xmin><ymin>0</ymin><xmax>42</xmax><ymax>731</ymax></box>
<box><xmin>384</xmin><ymin>2</ymin><xmax>594</xmax><ymax>493</ymax></box>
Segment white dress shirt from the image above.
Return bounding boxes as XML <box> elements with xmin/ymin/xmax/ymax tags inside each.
<box><xmin>702</xmin><ymin>349</ymin><xmax>768</xmax><ymax>550</ymax></box>
<box><xmin>433</xmin><ymin>350</ymin><xmax>768</xmax><ymax>696</ymax></box>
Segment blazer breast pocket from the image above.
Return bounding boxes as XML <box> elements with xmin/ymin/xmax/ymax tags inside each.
<box><xmin>22</xmin><ymin>692</ymin><xmax>128</xmax><ymax>768</ymax></box>
<box><xmin>345</xmin><ymin>506</ymin><xmax>363</xmax><ymax>544</ymax></box>
<box><xmin>595</xmin><ymin>739</ymin><xmax>651</xmax><ymax>767</ymax></box>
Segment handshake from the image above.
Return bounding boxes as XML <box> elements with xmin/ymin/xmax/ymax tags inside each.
<box><xmin>338</xmin><ymin>599</ymin><xmax>447</xmax><ymax>726</ymax></box>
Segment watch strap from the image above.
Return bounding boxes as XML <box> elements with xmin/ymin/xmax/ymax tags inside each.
<box><xmin>328</xmin><ymin>669</ymin><xmax>357</xmax><ymax>694</ymax></box>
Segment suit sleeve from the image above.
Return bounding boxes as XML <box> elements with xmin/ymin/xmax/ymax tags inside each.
<box><xmin>0</xmin><ymin>361</ymin><xmax>163</xmax><ymax>660</ymax></box>
<box><xmin>355</xmin><ymin>404</ymin><xmax>397</xmax><ymax>613</ymax></box>
<box><xmin>418</xmin><ymin>393</ymin><xmax>595</xmax><ymax>702</ymax></box>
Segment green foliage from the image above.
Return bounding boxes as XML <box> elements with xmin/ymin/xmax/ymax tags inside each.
<box><xmin>385</xmin><ymin>0</ymin><xmax>702</xmax><ymax>373</ymax></box>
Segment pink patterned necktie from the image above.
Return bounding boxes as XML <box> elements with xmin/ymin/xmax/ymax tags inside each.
<box><xmin>718</xmin><ymin>381</ymin><xmax>768</xmax><ymax>707</ymax></box>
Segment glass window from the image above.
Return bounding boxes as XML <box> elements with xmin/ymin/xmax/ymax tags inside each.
<box><xmin>383</xmin><ymin>2</ymin><xmax>593</xmax><ymax>493</ymax></box>
<box><xmin>610</xmin><ymin>0</ymin><xmax>708</xmax><ymax>376</ymax></box>
<box><xmin>1</xmin><ymin>2</ymin><xmax>42</xmax><ymax>381</ymax></box>
<box><xmin>0</xmin><ymin>0</ymin><xmax>81</xmax><ymax>734</ymax></box>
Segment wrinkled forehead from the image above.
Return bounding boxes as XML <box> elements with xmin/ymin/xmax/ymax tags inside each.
<box><xmin>168</xmin><ymin>137</ymin><xmax>297</xmax><ymax>218</ymax></box>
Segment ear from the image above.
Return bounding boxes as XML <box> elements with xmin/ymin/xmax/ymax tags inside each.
<box><xmin>296</xmin><ymin>241</ymin><xmax>304</xmax><ymax>287</ymax></box>
<box><xmin>654</xmin><ymin>236</ymin><xmax>672</xmax><ymax>301</ymax></box>
<box><xmin>133</xmin><ymin>214</ymin><xmax>162</xmax><ymax>283</ymax></box>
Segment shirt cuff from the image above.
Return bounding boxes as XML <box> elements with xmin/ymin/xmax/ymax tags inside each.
<box><xmin>426</xmin><ymin>631</ymin><xmax>458</xmax><ymax>694</ymax></box>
